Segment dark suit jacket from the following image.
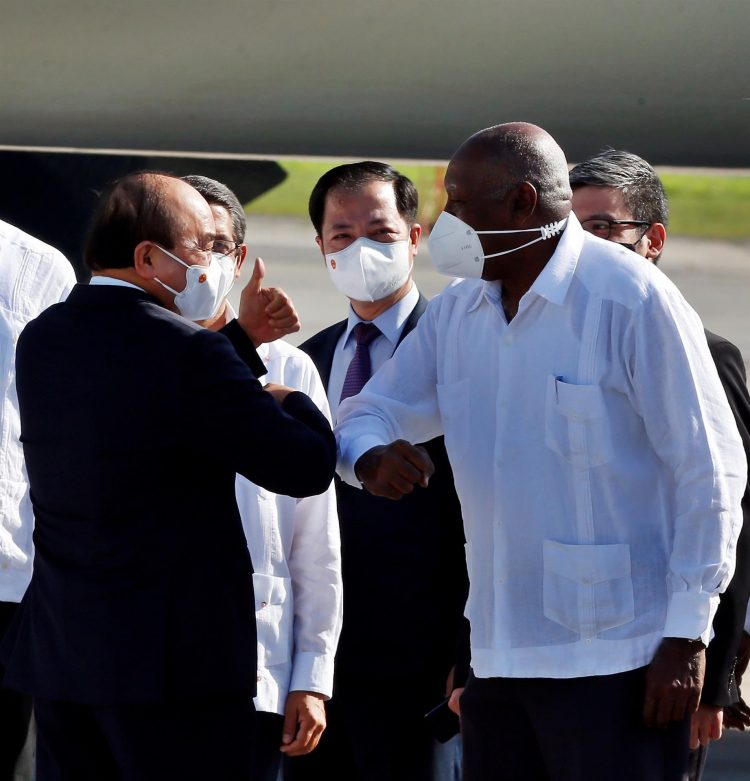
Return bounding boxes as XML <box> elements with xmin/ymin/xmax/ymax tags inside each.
<box><xmin>703</xmin><ymin>330</ymin><xmax>750</xmax><ymax>706</ymax></box>
<box><xmin>301</xmin><ymin>294</ymin><xmax>468</xmax><ymax>693</ymax></box>
<box><xmin>1</xmin><ymin>284</ymin><xmax>335</xmax><ymax>704</ymax></box>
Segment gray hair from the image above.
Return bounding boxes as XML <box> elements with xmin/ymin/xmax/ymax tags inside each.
<box><xmin>182</xmin><ymin>175</ymin><xmax>247</xmax><ymax>244</ymax></box>
<box><xmin>569</xmin><ymin>149</ymin><xmax>668</xmax><ymax>226</ymax></box>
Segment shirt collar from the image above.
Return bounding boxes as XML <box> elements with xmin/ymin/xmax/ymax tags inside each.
<box><xmin>527</xmin><ymin>213</ymin><xmax>582</xmax><ymax>306</ymax></box>
<box><xmin>89</xmin><ymin>275</ymin><xmax>144</xmax><ymax>291</ymax></box>
<box><xmin>467</xmin><ymin>213</ymin><xmax>583</xmax><ymax>313</ymax></box>
<box><xmin>343</xmin><ymin>282</ymin><xmax>420</xmax><ymax>348</ymax></box>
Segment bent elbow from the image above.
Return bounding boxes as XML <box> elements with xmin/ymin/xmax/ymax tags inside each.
<box><xmin>286</xmin><ymin>440</ymin><xmax>337</xmax><ymax>499</ymax></box>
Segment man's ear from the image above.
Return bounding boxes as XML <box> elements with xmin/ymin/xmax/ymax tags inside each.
<box><xmin>134</xmin><ymin>241</ymin><xmax>157</xmax><ymax>279</ymax></box>
<box><xmin>235</xmin><ymin>245</ymin><xmax>248</xmax><ymax>278</ymax></box>
<box><xmin>315</xmin><ymin>235</ymin><xmax>326</xmax><ymax>261</ymax></box>
<box><xmin>409</xmin><ymin>223</ymin><xmax>422</xmax><ymax>256</ymax></box>
<box><xmin>510</xmin><ymin>182</ymin><xmax>538</xmax><ymax>224</ymax></box>
<box><xmin>643</xmin><ymin>223</ymin><xmax>666</xmax><ymax>262</ymax></box>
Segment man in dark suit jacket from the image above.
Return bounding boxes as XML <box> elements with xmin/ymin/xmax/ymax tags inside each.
<box><xmin>569</xmin><ymin>150</ymin><xmax>750</xmax><ymax>779</ymax></box>
<box><xmin>702</xmin><ymin>332</ymin><xmax>750</xmax><ymax>721</ymax></box>
<box><xmin>0</xmin><ymin>172</ymin><xmax>336</xmax><ymax>781</ymax></box>
<box><xmin>284</xmin><ymin>162</ymin><xmax>468</xmax><ymax>781</ymax></box>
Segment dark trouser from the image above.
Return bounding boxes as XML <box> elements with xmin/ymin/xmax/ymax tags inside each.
<box><xmin>0</xmin><ymin>600</ymin><xmax>33</xmax><ymax>781</ymax></box>
<box><xmin>460</xmin><ymin>668</ymin><xmax>690</xmax><ymax>781</ymax></box>
<box><xmin>253</xmin><ymin>711</ymin><xmax>283</xmax><ymax>781</ymax></box>
<box><xmin>687</xmin><ymin>743</ymin><xmax>709</xmax><ymax>781</ymax></box>
<box><xmin>284</xmin><ymin>677</ymin><xmax>459</xmax><ymax>781</ymax></box>
<box><xmin>34</xmin><ymin>693</ymin><xmax>256</xmax><ymax>781</ymax></box>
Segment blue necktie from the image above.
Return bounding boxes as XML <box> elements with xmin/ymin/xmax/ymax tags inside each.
<box><xmin>340</xmin><ymin>322</ymin><xmax>381</xmax><ymax>402</ymax></box>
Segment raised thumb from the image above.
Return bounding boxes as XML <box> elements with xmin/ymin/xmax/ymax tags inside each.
<box><xmin>248</xmin><ymin>257</ymin><xmax>265</xmax><ymax>294</ymax></box>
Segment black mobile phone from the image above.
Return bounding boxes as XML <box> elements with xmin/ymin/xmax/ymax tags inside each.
<box><xmin>424</xmin><ymin>697</ymin><xmax>460</xmax><ymax>743</ymax></box>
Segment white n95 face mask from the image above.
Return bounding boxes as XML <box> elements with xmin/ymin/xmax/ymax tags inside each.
<box><xmin>427</xmin><ymin>211</ymin><xmax>568</xmax><ymax>278</ymax></box>
<box><xmin>213</xmin><ymin>251</ymin><xmax>238</xmax><ymax>300</ymax></box>
<box><xmin>325</xmin><ymin>237</ymin><xmax>412</xmax><ymax>302</ymax></box>
<box><xmin>154</xmin><ymin>246</ymin><xmax>229</xmax><ymax>321</ymax></box>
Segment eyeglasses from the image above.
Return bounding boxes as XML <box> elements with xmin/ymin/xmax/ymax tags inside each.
<box><xmin>581</xmin><ymin>218</ymin><xmax>651</xmax><ymax>240</ymax></box>
<box><xmin>211</xmin><ymin>239</ymin><xmax>242</xmax><ymax>257</ymax></box>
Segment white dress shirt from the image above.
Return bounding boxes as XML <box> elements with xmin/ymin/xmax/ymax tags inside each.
<box><xmin>0</xmin><ymin>221</ymin><xmax>75</xmax><ymax>601</ymax></box>
<box><xmin>235</xmin><ymin>336</ymin><xmax>342</xmax><ymax>714</ymax></box>
<box><xmin>337</xmin><ymin>214</ymin><xmax>745</xmax><ymax>680</ymax></box>
<box><xmin>327</xmin><ymin>282</ymin><xmax>420</xmax><ymax>421</ymax></box>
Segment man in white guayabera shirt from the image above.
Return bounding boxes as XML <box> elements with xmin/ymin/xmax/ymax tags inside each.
<box><xmin>185</xmin><ymin>175</ymin><xmax>342</xmax><ymax>781</ymax></box>
<box><xmin>335</xmin><ymin>123</ymin><xmax>746</xmax><ymax>781</ymax></box>
<box><xmin>0</xmin><ymin>220</ymin><xmax>75</xmax><ymax>780</ymax></box>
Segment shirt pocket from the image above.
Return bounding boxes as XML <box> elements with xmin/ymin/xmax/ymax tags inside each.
<box><xmin>436</xmin><ymin>378</ymin><xmax>471</xmax><ymax>462</ymax></box>
<box><xmin>253</xmin><ymin>573</ymin><xmax>292</xmax><ymax>668</ymax></box>
<box><xmin>544</xmin><ymin>375</ymin><xmax>614</xmax><ymax>470</ymax></box>
<box><xmin>542</xmin><ymin>540</ymin><xmax>635</xmax><ymax>638</ymax></box>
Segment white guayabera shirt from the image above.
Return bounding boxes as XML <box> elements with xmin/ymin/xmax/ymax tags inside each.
<box><xmin>0</xmin><ymin>220</ymin><xmax>75</xmax><ymax>602</ymax></box>
<box><xmin>336</xmin><ymin>214</ymin><xmax>745</xmax><ymax>681</ymax></box>
<box><xmin>234</xmin><ymin>334</ymin><xmax>342</xmax><ymax>714</ymax></box>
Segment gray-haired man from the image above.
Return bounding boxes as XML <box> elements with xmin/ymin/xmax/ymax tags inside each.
<box><xmin>570</xmin><ymin>149</ymin><xmax>750</xmax><ymax>780</ymax></box>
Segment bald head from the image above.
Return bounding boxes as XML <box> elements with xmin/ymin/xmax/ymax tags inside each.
<box><xmin>455</xmin><ymin>122</ymin><xmax>572</xmax><ymax>220</ymax></box>
<box><xmin>84</xmin><ymin>172</ymin><xmax>212</xmax><ymax>272</ymax></box>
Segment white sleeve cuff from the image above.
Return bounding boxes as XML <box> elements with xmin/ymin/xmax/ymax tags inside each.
<box><xmin>663</xmin><ymin>591</ymin><xmax>720</xmax><ymax>646</ymax></box>
<box><xmin>335</xmin><ymin>433</ymin><xmax>387</xmax><ymax>488</ymax></box>
<box><xmin>289</xmin><ymin>651</ymin><xmax>335</xmax><ymax>699</ymax></box>
<box><xmin>0</xmin><ymin>529</ymin><xmax>29</xmax><ymax>569</ymax></box>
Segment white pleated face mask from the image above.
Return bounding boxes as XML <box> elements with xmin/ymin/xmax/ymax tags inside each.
<box><xmin>427</xmin><ymin>211</ymin><xmax>568</xmax><ymax>278</ymax></box>
<box><xmin>324</xmin><ymin>237</ymin><xmax>412</xmax><ymax>302</ymax></box>
<box><xmin>153</xmin><ymin>246</ymin><xmax>229</xmax><ymax>321</ymax></box>
<box><xmin>213</xmin><ymin>251</ymin><xmax>238</xmax><ymax>301</ymax></box>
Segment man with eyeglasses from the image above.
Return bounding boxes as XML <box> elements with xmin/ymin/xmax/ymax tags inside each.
<box><xmin>570</xmin><ymin>149</ymin><xmax>750</xmax><ymax>781</ymax></box>
<box><xmin>0</xmin><ymin>172</ymin><xmax>337</xmax><ymax>780</ymax></box>
<box><xmin>183</xmin><ymin>175</ymin><xmax>343</xmax><ymax>781</ymax></box>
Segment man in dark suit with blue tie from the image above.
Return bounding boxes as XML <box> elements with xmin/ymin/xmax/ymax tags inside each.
<box><xmin>0</xmin><ymin>172</ymin><xmax>337</xmax><ymax>780</ymax></box>
<box><xmin>284</xmin><ymin>162</ymin><xmax>468</xmax><ymax>781</ymax></box>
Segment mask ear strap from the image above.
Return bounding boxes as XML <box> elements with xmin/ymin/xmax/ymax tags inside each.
<box><xmin>477</xmin><ymin>219</ymin><xmax>567</xmax><ymax>237</ymax></box>
<box><xmin>478</xmin><ymin>227</ymin><xmax>543</xmax><ymax>235</ymax></box>
<box><xmin>154</xmin><ymin>244</ymin><xmax>191</xmax><ymax>269</ymax></box>
<box><xmin>152</xmin><ymin>245</ymin><xmax>198</xmax><ymax>295</ymax></box>
<box><xmin>154</xmin><ymin>278</ymin><xmax>180</xmax><ymax>296</ymax></box>
<box><xmin>539</xmin><ymin>219</ymin><xmax>567</xmax><ymax>239</ymax></box>
<box><xmin>484</xmin><ymin>235</ymin><xmax>546</xmax><ymax>258</ymax></box>
<box><xmin>482</xmin><ymin>219</ymin><xmax>568</xmax><ymax>259</ymax></box>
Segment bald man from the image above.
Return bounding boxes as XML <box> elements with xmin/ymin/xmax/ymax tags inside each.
<box><xmin>0</xmin><ymin>173</ymin><xmax>336</xmax><ymax>780</ymax></box>
<box><xmin>335</xmin><ymin>123</ymin><xmax>745</xmax><ymax>780</ymax></box>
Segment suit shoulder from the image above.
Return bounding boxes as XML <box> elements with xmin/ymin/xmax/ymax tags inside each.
<box><xmin>705</xmin><ymin>330</ymin><xmax>743</xmax><ymax>365</ymax></box>
<box><xmin>17</xmin><ymin>300</ymin><xmax>66</xmax><ymax>345</ymax></box>
<box><xmin>134</xmin><ymin>300</ymin><xmax>208</xmax><ymax>339</ymax></box>
<box><xmin>299</xmin><ymin>320</ymin><xmax>346</xmax><ymax>354</ymax></box>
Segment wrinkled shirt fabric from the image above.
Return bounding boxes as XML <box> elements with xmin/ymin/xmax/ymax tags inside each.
<box><xmin>337</xmin><ymin>214</ymin><xmax>745</xmax><ymax>680</ymax></box>
<box><xmin>237</xmin><ymin>336</ymin><xmax>342</xmax><ymax>714</ymax></box>
<box><xmin>0</xmin><ymin>221</ymin><xmax>75</xmax><ymax>601</ymax></box>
